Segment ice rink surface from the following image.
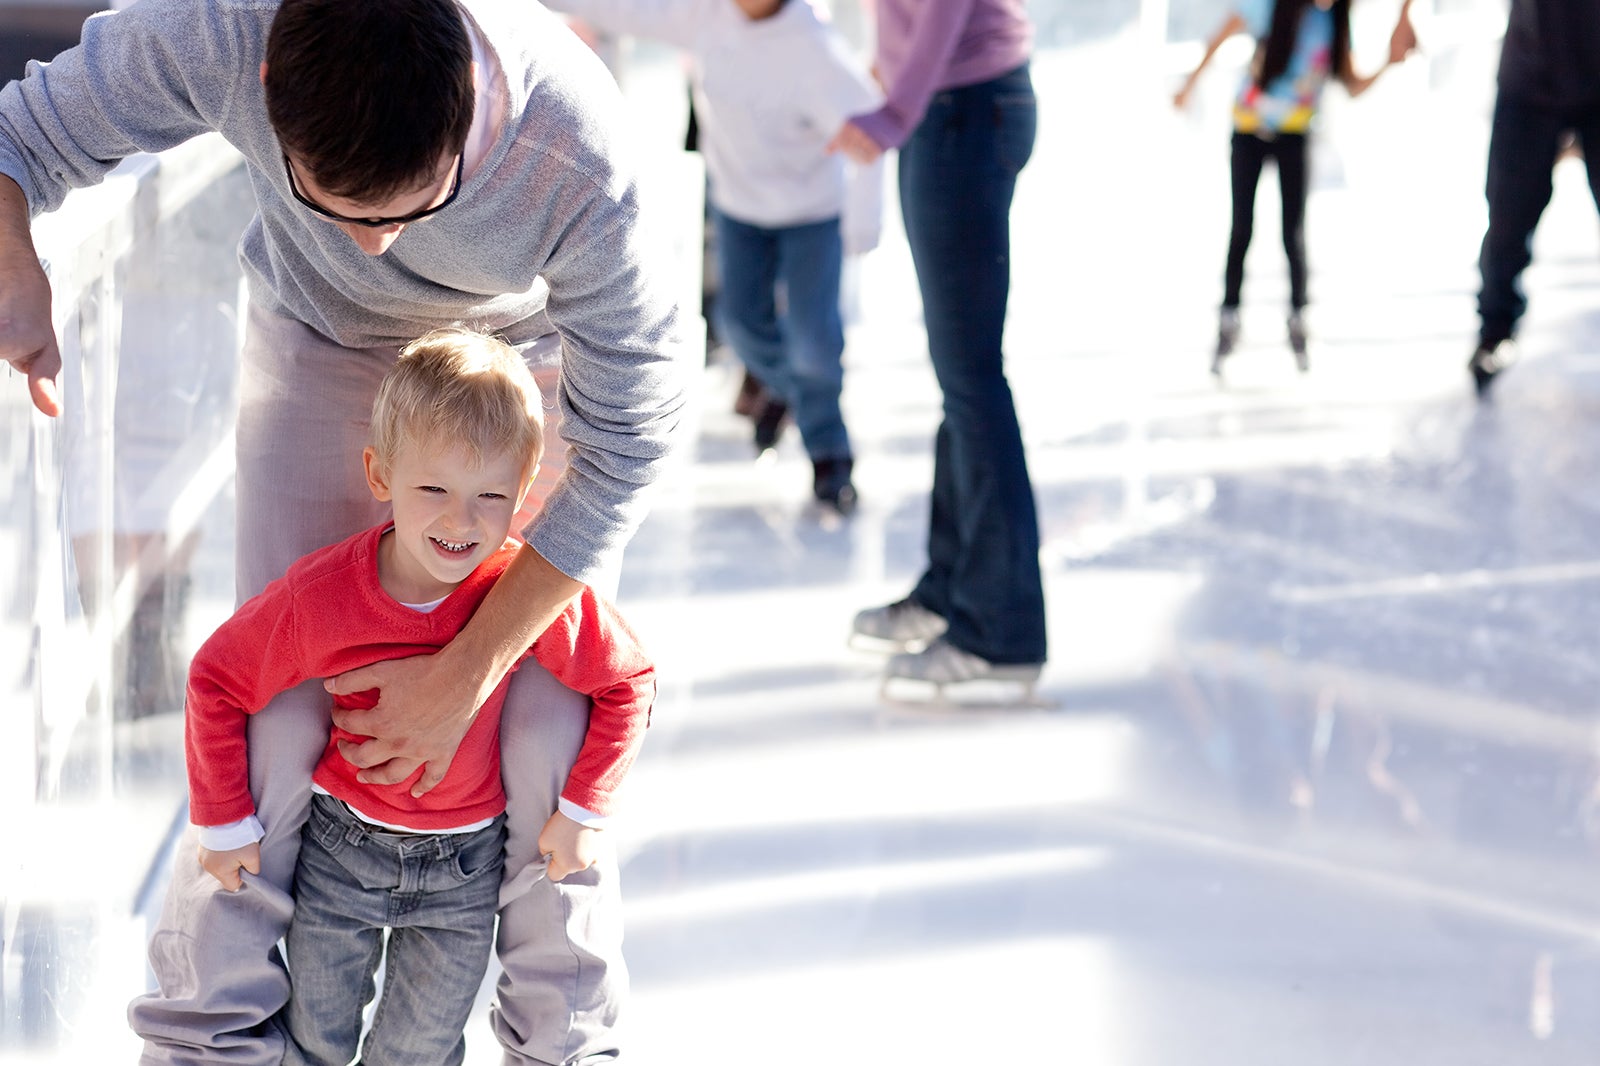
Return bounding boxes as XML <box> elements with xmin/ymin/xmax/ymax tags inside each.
<box><xmin>472</xmin><ymin>22</ymin><xmax>1600</xmax><ymax>1066</ymax></box>
<box><xmin>10</xmin><ymin>10</ymin><xmax>1591</xmax><ymax>1064</ymax></box>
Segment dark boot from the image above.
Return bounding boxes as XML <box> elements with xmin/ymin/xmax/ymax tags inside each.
<box><xmin>733</xmin><ymin>369</ymin><xmax>766</xmax><ymax>419</ymax></box>
<box><xmin>753</xmin><ymin>398</ymin><xmax>789</xmax><ymax>454</ymax></box>
<box><xmin>812</xmin><ymin>457</ymin><xmax>857</xmax><ymax>515</ymax></box>
<box><xmin>1469</xmin><ymin>337</ymin><xmax>1517</xmax><ymax>397</ymax></box>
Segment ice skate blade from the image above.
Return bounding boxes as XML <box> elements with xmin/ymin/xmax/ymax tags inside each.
<box><xmin>878</xmin><ymin>674</ymin><xmax>1053</xmax><ymax>710</ymax></box>
<box><xmin>848</xmin><ymin>631</ymin><xmax>932</xmax><ymax>655</ymax></box>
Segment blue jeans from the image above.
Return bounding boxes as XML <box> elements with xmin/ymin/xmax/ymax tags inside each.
<box><xmin>1478</xmin><ymin>91</ymin><xmax>1600</xmax><ymax>344</ymax></box>
<box><xmin>281</xmin><ymin>794</ymin><xmax>507</xmax><ymax>1066</ymax></box>
<box><xmin>711</xmin><ymin>209</ymin><xmax>851</xmax><ymax>461</ymax></box>
<box><xmin>899</xmin><ymin>63</ymin><xmax>1046</xmax><ymax>665</ymax></box>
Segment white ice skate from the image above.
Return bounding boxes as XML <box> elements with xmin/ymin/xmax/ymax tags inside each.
<box><xmin>850</xmin><ymin>596</ymin><xmax>947</xmax><ymax>652</ymax></box>
<box><xmin>879</xmin><ymin>637</ymin><xmax>1045</xmax><ymax>706</ymax></box>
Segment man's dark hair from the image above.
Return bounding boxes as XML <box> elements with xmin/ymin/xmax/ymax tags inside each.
<box><xmin>265</xmin><ymin>0</ymin><xmax>474</xmax><ymax>204</ymax></box>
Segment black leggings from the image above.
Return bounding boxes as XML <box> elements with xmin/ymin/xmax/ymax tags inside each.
<box><xmin>1223</xmin><ymin>130</ymin><xmax>1309</xmax><ymax>311</ymax></box>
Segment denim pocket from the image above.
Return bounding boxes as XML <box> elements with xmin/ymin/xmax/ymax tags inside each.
<box><xmin>446</xmin><ymin>816</ymin><xmax>507</xmax><ymax>884</ymax></box>
<box><xmin>301</xmin><ymin>795</ymin><xmax>400</xmax><ymax>891</ymax></box>
<box><xmin>308</xmin><ymin>793</ymin><xmax>351</xmax><ymax>854</ymax></box>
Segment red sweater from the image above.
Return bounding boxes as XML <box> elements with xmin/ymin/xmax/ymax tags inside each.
<box><xmin>185</xmin><ymin>524</ymin><xmax>655</xmax><ymax>831</ymax></box>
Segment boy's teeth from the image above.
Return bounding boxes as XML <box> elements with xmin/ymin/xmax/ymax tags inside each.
<box><xmin>435</xmin><ymin>538</ymin><xmax>470</xmax><ymax>552</ymax></box>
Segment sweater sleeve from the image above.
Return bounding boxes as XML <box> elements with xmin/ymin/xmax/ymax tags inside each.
<box><xmin>184</xmin><ymin>575</ymin><xmax>319</xmax><ymax>828</ymax></box>
<box><xmin>515</xmin><ymin>45</ymin><xmax>695</xmax><ymax>585</ymax></box>
<box><xmin>0</xmin><ymin>0</ymin><xmax>242</xmax><ymax>215</ymax></box>
<box><xmin>530</xmin><ymin>588</ymin><xmax>656</xmax><ymax>816</ymax></box>
<box><xmin>851</xmin><ymin>0</ymin><xmax>977</xmax><ymax>150</ymax></box>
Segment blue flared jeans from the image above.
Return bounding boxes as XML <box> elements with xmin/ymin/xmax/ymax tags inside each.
<box><xmin>899</xmin><ymin>63</ymin><xmax>1046</xmax><ymax>665</ymax></box>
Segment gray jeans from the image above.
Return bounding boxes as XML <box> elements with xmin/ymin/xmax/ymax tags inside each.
<box><xmin>128</xmin><ymin>304</ymin><xmax>627</xmax><ymax>1066</ymax></box>
<box><xmin>283</xmin><ymin>795</ymin><xmax>506</xmax><ymax>1066</ymax></box>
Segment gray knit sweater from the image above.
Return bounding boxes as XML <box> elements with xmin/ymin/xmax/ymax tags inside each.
<box><xmin>0</xmin><ymin>0</ymin><xmax>691</xmax><ymax>585</ymax></box>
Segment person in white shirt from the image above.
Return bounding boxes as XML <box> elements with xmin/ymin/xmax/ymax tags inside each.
<box><xmin>552</xmin><ymin>0</ymin><xmax>882</xmax><ymax>513</ymax></box>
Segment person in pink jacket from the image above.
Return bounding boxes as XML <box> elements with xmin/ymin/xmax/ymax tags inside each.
<box><xmin>184</xmin><ymin>327</ymin><xmax>655</xmax><ymax>1066</ymax></box>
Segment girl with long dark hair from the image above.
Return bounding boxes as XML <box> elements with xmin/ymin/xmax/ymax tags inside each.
<box><xmin>1175</xmin><ymin>0</ymin><xmax>1409</xmax><ymax>373</ymax></box>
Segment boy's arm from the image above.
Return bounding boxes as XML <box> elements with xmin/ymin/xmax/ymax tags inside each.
<box><xmin>533</xmin><ymin>588</ymin><xmax>656</xmax><ymax>816</ymax></box>
<box><xmin>1173</xmin><ymin>12</ymin><xmax>1248</xmax><ymax>110</ymax></box>
<box><xmin>529</xmin><ymin>588</ymin><xmax>655</xmax><ymax>883</ymax></box>
<box><xmin>187</xmin><ymin>573</ymin><xmax>325</xmax><ymax>891</ymax></box>
<box><xmin>186</xmin><ymin>576</ymin><xmax>315</xmax><ymax>830</ymax></box>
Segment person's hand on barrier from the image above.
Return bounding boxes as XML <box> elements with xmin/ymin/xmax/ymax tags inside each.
<box><xmin>328</xmin><ymin>651</ymin><xmax>482</xmax><ymax>797</ymax></box>
<box><xmin>199</xmin><ymin>841</ymin><xmax>261</xmax><ymax>892</ymax></box>
<box><xmin>538</xmin><ymin>811</ymin><xmax>602</xmax><ymax>883</ymax></box>
<box><xmin>0</xmin><ymin>178</ymin><xmax>62</xmax><ymax>417</ymax></box>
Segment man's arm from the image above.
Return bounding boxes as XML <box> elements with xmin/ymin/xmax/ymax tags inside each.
<box><xmin>0</xmin><ymin>1</ymin><xmax>258</xmax><ymax>414</ymax></box>
<box><xmin>329</xmin><ymin>547</ymin><xmax>583</xmax><ymax>795</ymax></box>
<box><xmin>0</xmin><ymin>177</ymin><xmax>61</xmax><ymax>416</ymax></box>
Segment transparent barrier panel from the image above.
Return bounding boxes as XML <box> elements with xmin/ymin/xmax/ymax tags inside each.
<box><xmin>2</xmin><ymin>142</ymin><xmax>253</xmax><ymax>1062</ymax></box>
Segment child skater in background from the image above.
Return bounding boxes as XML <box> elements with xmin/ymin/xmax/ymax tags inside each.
<box><xmin>184</xmin><ymin>327</ymin><xmax>656</xmax><ymax>1066</ymax></box>
<box><xmin>1175</xmin><ymin>0</ymin><xmax>1410</xmax><ymax>374</ymax></box>
<box><xmin>548</xmin><ymin>0</ymin><xmax>882</xmax><ymax>514</ymax></box>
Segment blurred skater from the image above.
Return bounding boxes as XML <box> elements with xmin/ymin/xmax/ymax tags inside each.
<box><xmin>551</xmin><ymin>0</ymin><xmax>882</xmax><ymax>514</ymax></box>
<box><xmin>1468</xmin><ymin>0</ymin><xmax>1600</xmax><ymax>396</ymax></box>
<box><xmin>1174</xmin><ymin>0</ymin><xmax>1411</xmax><ymax>374</ymax></box>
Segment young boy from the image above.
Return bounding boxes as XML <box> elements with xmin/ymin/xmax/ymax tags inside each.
<box><xmin>548</xmin><ymin>0</ymin><xmax>882</xmax><ymax>514</ymax></box>
<box><xmin>183</xmin><ymin>327</ymin><xmax>656</xmax><ymax>1066</ymax></box>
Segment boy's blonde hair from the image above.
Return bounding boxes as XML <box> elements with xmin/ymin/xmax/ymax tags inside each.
<box><xmin>370</xmin><ymin>326</ymin><xmax>544</xmax><ymax>474</ymax></box>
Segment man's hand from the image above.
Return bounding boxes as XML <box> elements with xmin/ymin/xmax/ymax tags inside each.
<box><xmin>0</xmin><ymin>177</ymin><xmax>62</xmax><ymax>417</ymax></box>
<box><xmin>538</xmin><ymin>811</ymin><xmax>604</xmax><ymax>883</ymax></box>
<box><xmin>329</xmin><ymin>546</ymin><xmax>584</xmax><ymax>797</ymax></box>
<box><xmin>199</xmin><ymin>841</ymin><xmax>261</xmax><ymax>892</ymax></box>
<box><xmin>329</xmin><ymin>651</ymin><xmax>488</xmax><ymax>797</ymax></box>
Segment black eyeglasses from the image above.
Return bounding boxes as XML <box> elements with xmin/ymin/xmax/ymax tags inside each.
<box><xmin>282</xmin><ymin>152</ymin><xmax>463</xmax><ymax>228</ymax></box>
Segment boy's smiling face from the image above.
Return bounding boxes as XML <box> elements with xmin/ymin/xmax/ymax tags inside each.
<box><xmin>364</xmin><ymin>437</ymin><xmax>532</xmax><ymax>603</ymax></box>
